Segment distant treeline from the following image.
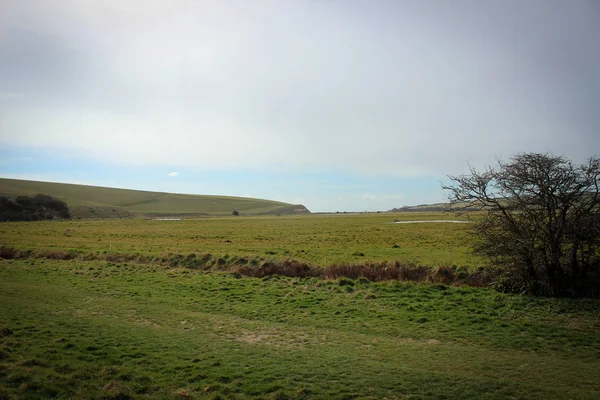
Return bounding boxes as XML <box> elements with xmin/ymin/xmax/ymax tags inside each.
<box><xmin>0</xmin><ymin>194</ymin><xmax>70</xmax><ymax>221</ymax></box>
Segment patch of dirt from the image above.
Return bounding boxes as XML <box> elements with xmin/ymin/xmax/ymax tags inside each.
<box><xmin>555</xmin><ymin>315</ymin><xmax>600</xmax><ymax>331</ymax></box>
<box><xmin>134</xmin><ymin>318</ymin><xmax>161</xmax><ymax>328</ymax></box>
<box><xmin>236</xmin><ymin>331</ymin><xmax>270</xmax><ymax>344</ymax></box>
<box><xmin>103</xmin><ymin>381</ymin><xmax>128</xmax><ymax>394</ymax></box>
<box><xmin>231</xmin><ymin>328</ymin><xmax>309</xmax><ymax>348</ymax></box>
<box><xmin>389</xmin><ymin>337</ymin><xmax>442</xmax><ymax>345</ymax></box>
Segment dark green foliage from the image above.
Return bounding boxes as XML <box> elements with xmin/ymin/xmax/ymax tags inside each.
<box><xmin>0</xmin><ymin>194</ymin><xmax>70</xmax><ymax>221</ymax></box>
<box><xmin>337</xmin><ymin>277</ymin><xmax>355</xmax><ymax>286</ymax></box>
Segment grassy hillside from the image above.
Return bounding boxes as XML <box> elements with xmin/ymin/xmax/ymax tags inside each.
<box><xmin>0</xmin><ymin>178</ymin><xmax>308</xmax><ymax>218</ymax></box>
<box><xmin>390</xmin><ymin>202</ymin><xmax>479</xmax><ymax>212</ymax></box>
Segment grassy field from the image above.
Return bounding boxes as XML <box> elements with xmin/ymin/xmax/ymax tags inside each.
<box><xmin>2</xmin><ymin>213</ymin><xmax>599</xmax><ymax>399</ymax></box>
<box><xmin>0</xmin><ymin>213</ymin><xmax>476</xmax><ymax>267</ymax></box>
<box><xmin>0</xmin><ymin>178</ymin><xmax>307</xmax><ymax>217</ymax></box>
<box><xmin>1</xmin><ymin>259</ymin><xmax>599</xmax><ymax>399</ymax></box>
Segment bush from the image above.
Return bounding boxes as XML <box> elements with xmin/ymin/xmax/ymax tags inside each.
<box><xmin>0</xmin><ymin>194</ymin><xmax>70</xmax><ymax>221</ymax></box>
<box><xmin>444</xmin><ymin>153</ymin><xmax>600</xmax><ymax>297</ymax></box>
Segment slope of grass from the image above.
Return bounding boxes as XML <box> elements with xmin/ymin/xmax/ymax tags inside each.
<box><xmin>1</xmin><ymin>259</ymin><xmax>599</xmax><ymax>399</ymax></box>
<box><xmin>0</xmin><ymin>178</ymin><xmax>307</xmax><ymax>217</ymax></box>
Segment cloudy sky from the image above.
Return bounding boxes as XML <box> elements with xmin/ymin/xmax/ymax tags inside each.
<box><xmin>1</xmin><ymin>0</ymin><xmax>599</xmax><ymax>211</ymax></box>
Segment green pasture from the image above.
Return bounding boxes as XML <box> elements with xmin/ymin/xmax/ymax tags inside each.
<box><xmin>0</xmin><ymin>213</ymin><xmax>477</xmax><ymax>267</ymax></box>
<box><xmin>1</xmin><ymin>259</ymin><xmax>599</xmax><ymax>399</ymax></box>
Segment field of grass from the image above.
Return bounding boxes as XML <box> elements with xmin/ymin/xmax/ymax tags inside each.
<box><xmin>0</xmin><ymin>213</ymin><xmax>476</xmax><ymax>267</ymax></box>
<box><xmin>2</xmin><ymin>212</ymin><xmax>598</xmax><ymax>399</ymax></box>
<box><xmin>1</xmin><ymin>258</ymin><xmax>599</xmax><ymax>399</ymax></box>
<box><xmin>0</xmin><ymin>178</ymin><xmax>307</xmax><ymax>217</ymax></box>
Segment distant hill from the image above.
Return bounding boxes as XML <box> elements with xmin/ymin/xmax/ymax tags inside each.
<box><xmin>389</xmin><ymin>203</ymin><xmax>449</xmax><ymax>212</ymax></box>
<box><xmin>389</xmin><ymin>202</ymin><xmax>476</xmax><ymax>212</ymax></box>
<box><xmin>0</xmin><ymin>178</ymin><xmax>309</xmax><ymax>219</ymax></box>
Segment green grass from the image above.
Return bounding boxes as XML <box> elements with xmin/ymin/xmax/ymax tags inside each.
<box><xmin>0</xmin><ymin>178</ymin><xmax>307</xmax><ymax>217</ymax></box>
<box><xmin>0</xmin><ymin>213</ymin><xmax>477</xmax><ymax>266</ymax></box>
<box><xmin>3</xmin><ymin>213</ymin><xmax>597</xmax><ymax>398</ymax></box>
<box><xmin>1</xmin><ymin>259</ymin><xmax>599</xmax><ymax>399</ymax></box>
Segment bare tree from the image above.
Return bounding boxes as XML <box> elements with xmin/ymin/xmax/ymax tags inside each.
<box><xmin>443</xmin><ymin>153</ymin><xmax>600</xmax><ymax>297</ymax></box>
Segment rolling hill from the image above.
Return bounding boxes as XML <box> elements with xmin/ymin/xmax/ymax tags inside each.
<box><xmin>389</xmin><ymin>202</ymin><xmax>477</xmax><ymax>212</ymax></box>
<box><xmin>0</xmin><ymin>178</ymin><xmax>309</xmax><ymax>219</ymax></box>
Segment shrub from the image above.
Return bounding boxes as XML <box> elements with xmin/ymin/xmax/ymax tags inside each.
<box><xmin>428</xmin><ymin>266</ymin><xmax>455</xmax><ymax>284</ymax></box>
<box><xmin>444</xmin><ymin>152</ymin><xmax>600</xmax><ymax>297</ymax></box>
<box><xmin>0</xmin><ymin>194</ymin><xmax>70</xmax><ymax>221</ymax></box>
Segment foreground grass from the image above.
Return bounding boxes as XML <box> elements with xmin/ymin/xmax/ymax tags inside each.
<box><xmin>1</xmin><ymin>259</ymin><xmax>599</xmax><ymax>399</ymax></box>
<box><xmin>0</xmin><ymin>213</ymin><xmax>477</xmax><ymax>266</ymax></box>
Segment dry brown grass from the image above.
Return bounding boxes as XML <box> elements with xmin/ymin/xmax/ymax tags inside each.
<box><xmin>0</xmin><ymin>246</ymin><xmax>496</xmax><ymax>288</ymax></box>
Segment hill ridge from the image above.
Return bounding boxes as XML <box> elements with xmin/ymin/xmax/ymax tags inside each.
<box><xmin>0</xmin><ymin>178</ymin><xmax>309</xmax><ymax>218</ymax></box>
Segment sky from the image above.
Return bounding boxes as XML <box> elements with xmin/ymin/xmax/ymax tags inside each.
<box><xmin>1</xmin><ymin>0</ymin><xmax>599</xmax><ymax>212</ymax></box>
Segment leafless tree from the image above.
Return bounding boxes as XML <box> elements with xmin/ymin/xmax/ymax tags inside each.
<box><xmin>443</xmin><ymin>153</ymin><xmax>600</xmax><ymax>297</ymax></box>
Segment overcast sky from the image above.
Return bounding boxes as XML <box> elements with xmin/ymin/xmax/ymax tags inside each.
<box><xmin>1</xmin><ymin>0</ymin><xmax>599</xmax><ymax>211</ymax></box>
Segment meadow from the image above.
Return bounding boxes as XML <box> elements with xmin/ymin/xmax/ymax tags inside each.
<box><xmin>1</xmin><ymin>213</ymin><xmax>600</xmax><ymax>399</ymax></box>
<box><xmin>0</xmin><ymin>213</ymin><xmax>476</xmax><ymax>267</ymax></box>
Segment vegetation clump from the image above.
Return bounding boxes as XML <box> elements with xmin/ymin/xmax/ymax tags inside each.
<box><xmin>0</xmin><ymin>246</ymin><xmax>494</xmax><ymax>288</ymax></box>
<box><xmin>445</xmin><ymin>153</ymin><xmax>600</xmax><ymax>297</ymax></box>
<box><xmin>0</xmin><ymin>194</ymin><xmax>70</xmax><ymax>221</ymax></box>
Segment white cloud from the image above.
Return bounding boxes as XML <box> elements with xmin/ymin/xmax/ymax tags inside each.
<box><xmin>167</xmin><ymin>171</ymin><xmax>179</xmax><ymax>177</ymax></box>
<box><xmin>1</xmin><ymin>0</ymin><xmax>598</xmax><ymax>179</ymax></box>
